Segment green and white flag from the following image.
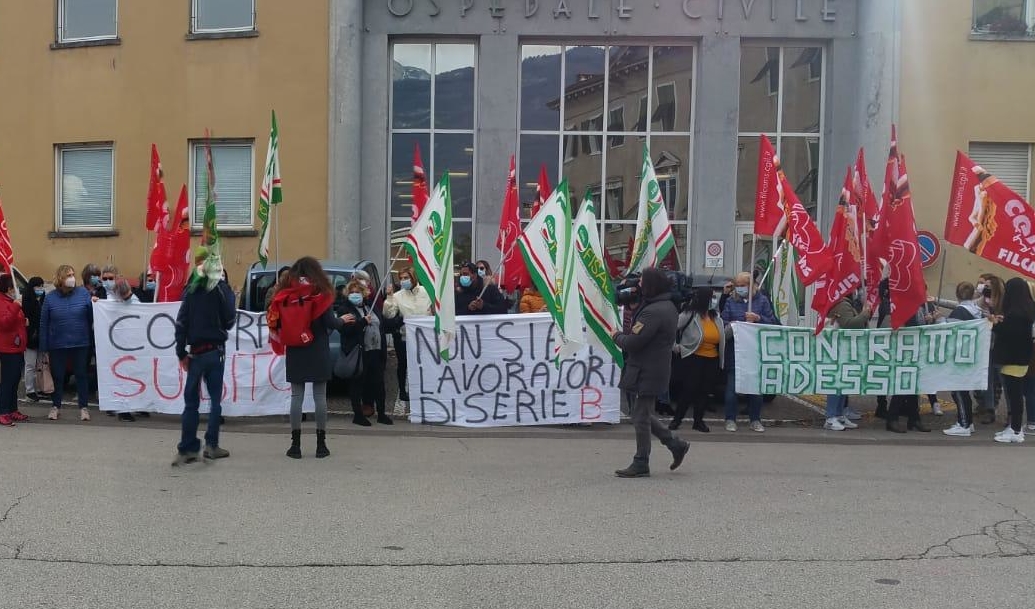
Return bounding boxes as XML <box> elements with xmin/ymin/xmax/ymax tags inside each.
<box><xmin>574</xmin><ymin>190</ymin><xmax>624</xmax><ymax>367</ymax></box>
<box><xmin>770</xmin><ymin>239</ymin><xmax>802</xmax><ymax>326</ymax></box>
<box><xmin>404</xmin><ymin>173</ymin><xmax>456</xmax><ymax>359</ymax></box>
<box><xmin>518</xmin><ymin>179</ymin><xmax>584</xmax><ymax>364</ymax></box>
<box><xmin>627</xmin><ymin>144</ymin><xmax>676</xmax><ymax>275</ymax></box>
<box><xmin>257</xmin><ymin>110</ymin><xmax>282</xmax><ymax>268</ymax></box>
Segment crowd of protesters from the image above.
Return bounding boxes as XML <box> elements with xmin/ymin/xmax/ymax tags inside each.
<box><xmin>1</xmin><ymin>254</ymin><xmax>1032</xmax><ymax>457</ymax></box>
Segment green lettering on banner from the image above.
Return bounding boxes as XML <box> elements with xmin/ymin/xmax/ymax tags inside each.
<box><xmin>737</xmin><ymin>320</ymin><xmax>990</xmax><ymax>395</ymax></box>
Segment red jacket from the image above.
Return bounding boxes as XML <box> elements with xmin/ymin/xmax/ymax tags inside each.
<box><xmin>0</xmin><ymin>293</ymin><xmax>27</xmax><ymax>354</ymax></box>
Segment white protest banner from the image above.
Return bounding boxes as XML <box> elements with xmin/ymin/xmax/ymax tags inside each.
<box><xmin>94</xmin><ymin>301</ymin><xmax>314</xmax><ymax>415</ymax></box>
<box><xmin>732</xmin><ymin>320</ymin><xmax>990</xmax><ymax>395</ymax></box>
<box><xmin>405</xmin><ymin>313</ymin><xmax>621</xmax><ymax>427</ymax></box>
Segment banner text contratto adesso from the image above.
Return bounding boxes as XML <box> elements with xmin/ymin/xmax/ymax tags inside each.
<box><xmin>732</xmin><ymin>320</ymin><xmax>990</xmax><ymax>395</ymax></box>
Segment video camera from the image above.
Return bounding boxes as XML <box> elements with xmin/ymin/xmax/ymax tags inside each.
<box><xmin>614</xmin><ymin>274</ymin><xmax>641</xmax><ymax>307</ymax></box>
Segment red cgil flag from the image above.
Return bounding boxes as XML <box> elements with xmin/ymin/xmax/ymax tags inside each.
<box><xmin>852</xmin><ymin>148</ymin><xmax>883</xmax><ymax>310</ymax></box>
<box><xmin>770</xmin><ymin>159</ymin><xmax>832</xmax><ymax>286</ymax></box>
<box><xmin>878</xmin><ymin>148</ymin><xmax>927</xmax><ymax>330</ymax></box>
<box><xmin>811</xmin><ymin>168</ymin><xmax>863</xmax><ymax>333</ymax></box>
<box><xmin>496</xmin><ymin>156</ymin><xmax>531</xmax><ymax>291</ymax></box>
<box><xmin>531</xmin><ymin>164</ymin><xmax>551</xmax><ymax>219</ymax></box>
<box><xmin>150</xmin><ymin>185</ymin><xmax>192</xmax><ymax>302</ymax></box>
<box><xmin>754</xmin><ymin>136</ymin><xmax>785</xmax><ymax>236</ymax></box>
<box><xmin>411</xmin><ymin>142</ymin><xmax>429</xmax><ymax>225</ymax></box>
<box><xmin>145</xmin><ymin>144</ymin><xmax>168</xmax><ymax>232</ymax></box>
<box><xmin>945</xmin><ymin>151</ymin><xmax>1035</xmax><ymax>278</ymax></box>
<box><xmin>0</xmin><ymin>193</ymin><xmax>15</xmax><ymax>277</ymax></box>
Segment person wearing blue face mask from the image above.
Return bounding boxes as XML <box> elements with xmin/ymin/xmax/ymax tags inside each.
<box><xmin>455</xmin><ymin>262</ymin><xmax>508</xmax><ymax>316</ymax></box>
<box><xmin>383</xmin><ymin>267</ymin><xmax>432</xmax><ymax>409</ymax></box>
<box><xmin>135</xmin><ymin>271</ymin><xmax>157</xmax><ymax>303</ymax></box>
<box><xmin>22</xmin><ymin>276</ymin><xmax>48</xmax><ymax>402</ymax></box>
<box><xmin>81</xmin><ymin>264</ymin><xmax>103</xmax><ymax>300</ymax></box>
<box><xmin>719</xmin><ymin>271</ymin><xmax>778</xmax><ymax>433</ymax></box>
<box><xmin>338</xmin><ymin>278</ymin><xmax>397</xmax><ymax>426</ymax></box>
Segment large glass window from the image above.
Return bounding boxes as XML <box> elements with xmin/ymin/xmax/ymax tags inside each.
<box><xmin>57</xmin><ymin>144</ymin><xmax>114</xmax><ymax>230</ymax></box>
<box><xmin>973</xmin><ymin>0</ymin><xmax>1035</xmax><ymax>35</ymax></box>
<box><xmin>390</xmin><ymin>42</ymin><xmax>477</xmax><ymax>269</ymax></box>
<box><xmin>190</xmin><ymin>141</ymin><xmax>254</xmax><ymax>229</ymax></box>
<box><xmin>737</xmin><ymin>45</ymin><xmax>824</xmax><ymax>223</ymax></box>
<box><xmin>58</xmin><ymin>0</ymin><xmax>117</xmax><ymax>43</ymax></box>
<box><xmin>519</xmin><ymin>44</ymin><xmax>695</xmax><ymax>273</ymax></box>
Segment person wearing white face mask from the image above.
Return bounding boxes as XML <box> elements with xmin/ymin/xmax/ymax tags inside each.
<box><xmin>719</xmin><ymin>271</ymin><xmax>778</xmax><ymax>433</ymax></box>
<box><xmin>22</xmin><ymin>276</ymin><xmax>48</xmax><ymax>402</ymax></box>
<box><xmin>383</xmin><ymin>267</ymin><xmax>431</xmax><ymax>408</ymax></box>
<box><xmin>39</xmin><ymin>265</ymin><xmax>94</xmax><ymax>422</ymax></box>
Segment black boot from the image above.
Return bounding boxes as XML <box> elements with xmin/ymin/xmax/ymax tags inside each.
<box><xmin>614</xmin><ymin>462</ymin><xmax>650</xmax><ymax>478</ymax></box>
<box><xmin>907</xmin><ymin>419</ymin><xmax>931</xmax><ymax>432</ymax></box>
<box><xmin>886</xmin><ymin>420</ymin><xmax>906</xmax><ymax>433</ymax></box>
<box><xmin>315</xmin><ymin>430</ymin><xmax>330</xmax><ymax>458</ymax></box>
<box><xmin>286</xmin><ymin>429</ymin><xmax>302</xmax><ymax>459</ymax></box>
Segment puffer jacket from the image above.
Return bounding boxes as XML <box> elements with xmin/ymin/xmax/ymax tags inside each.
<box><xmin>519</xmin><ymin>289</ymin><xmax>546</xmax><ymax>313</ymax></box>
<box><xmin>39</xmin><ymin>286</ymin><xmax>93</xmax><ymax>352</ymax></box>
<box><xmin>614</xmin><ymin>294</ymin><xmax>678</xmax><ymax>396</ymax></box>
<box><xmin>0</xmin><ymin>292</ymin><xmax>27</xmax><ymax>354</ymax></box>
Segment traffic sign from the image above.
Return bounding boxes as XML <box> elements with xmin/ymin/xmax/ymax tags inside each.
<box><xmin>916</xmin><ymin>230</ymin><xmax>941</xmax><ymax>269</ymax></box>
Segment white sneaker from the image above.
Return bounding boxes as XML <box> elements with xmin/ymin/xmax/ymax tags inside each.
<box><xmin>1026</xmin><ymin>424</ymin><xmax>1035</xmax><ymax>433</ymax></box>
<box><xmin>844</xmin><ymin>407</ymin><xmax>863</xmax><ymax>421</ymax></box>
<box><xmin>993</xmin><ymin>428</ymin><xmax>1025</xmax><ymax>444</ymax></box>
<box><xmin>932</xmin><ymin>403</ymin><xmax>944</xmax><ymax>416</ymax></box>
<box><xmin>943</xmin><ymin>423</ymin><xmax>973</xmax><ymax>437</ymax></box>
<box><xmin>824</xmin><ymin>417</ymin><xmax>846</xmax><ymax>431</ymax></box>
<box><xmin>837</xmin><ymin>416</ymin><xmax>858</xmax><ymax>429</ymax></box>
<box><xmin>750</xmin><ymin>420</ymin><xmax>765</xmax><ymax>433</ymax></box>
<box><xmin>725</xmin><ymin>420</ymin><xmax>737</xmax><ymax>432</ymax></box>
<box><xmin>994</xmin><ymin>426</ymin><xmax>1012</xmax><ymax>438</ymax></box>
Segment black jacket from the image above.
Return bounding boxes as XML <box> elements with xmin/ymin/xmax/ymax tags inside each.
<box><xmin>174</xmin><ymin>281</ymin><xmax>236</xmax><ymax>360</ymax></box>
<box><xmin>614</xmin><ymin>294</ymin><xmax>678</xmax><ymax>396</ymax></box>
<box><xmin>455</xmin><ymin>278</ymin><xmax>508</xmax><ymax>316</ymax></box>
<box><xmin>286</xmin><ymin>307</ymin><xmax>344</xmax><ymax>383</ymax></box>
<box><xmin>338</xmin><ymin>300</ymin><xmax>403</xmax><ymax>362</ymax></box>
<box><xmin>22</xmin><ymin>291</ymin><xmax>44</xmax><ymax>350</ymax></box>
<box><xmin>992</xmin><ymin>314</ymin><xmax>1034</xmax><ymax>366</ymax></box>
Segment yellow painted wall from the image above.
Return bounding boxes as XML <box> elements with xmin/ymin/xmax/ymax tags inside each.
<box><xmin>900</xmin><ymin>0</ymin><xmax>1035</xmax><ymax>298</ymax></box>
<box><xmin>0</xmin><ymin>0</ymin><xmax>329</xmax><ymax>291</ymax></box>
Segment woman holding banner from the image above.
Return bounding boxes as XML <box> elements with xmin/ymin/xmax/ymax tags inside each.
<box><xmin>383</xmin><ymin>267</ymin><xmax>431</xmax><ymax>404</ymax></box>
<box><xmin>611</xmin><ymin>267</ymin><xmax>690</xmax><ymax>478</ymax></box>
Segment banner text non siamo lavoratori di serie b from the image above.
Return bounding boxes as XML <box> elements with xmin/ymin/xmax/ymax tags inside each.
<box><xmin>732</xmin><ymin>320</ymin><xmax>990</xmax><ymax>395</ymax></box>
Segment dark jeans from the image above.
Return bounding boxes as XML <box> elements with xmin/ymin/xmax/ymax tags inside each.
<box><xmin>631</xmin><ymin>393</ymin><xmax>678</xmax><ymax>465</ymax></box>
<box><xmin>1000</xmin><ymin>372</ymin><xmax>1025</xmax><ymax>434</ymax></box>
<box><xmin>1023</xmin><ymin>375</ymin><xmax>1035</xmax><ymax>427</ymax></box>
<box><xmin>0</xmin><ymin>352</ymin><xmax>24</xmax><ymax>415</ymax></box>
<box><xmin>397</xmin><ymin>339</ymin><xmax>409</xmax><ymax>400</ymax></box>
<box><xmin>179</xmin><ymin>349</ymin><xmax>225</xmax><ymax>454</ymax></box>
<box><xmin>48</xmin><ymin>347</ymin><xmax>90</xmax><ymax>409</ymax></box>
<box><xmin>951</xmin><ymin>390</ymin><xmax>974</xmax><ymax>428</ymax></box>
<box><xmin>724</xmin><ymin>366</ymin><xmax>762</xmax><ymax>422</ymax></box>
<box><xmin>672</xmin><ymin>354</ymin><xmax>720</xmax><ymax>426</ymax></box>
<box><xmin>350</xmin><ymin>350</ymin><xmax>387</xmax><ymax>417</ymax></box>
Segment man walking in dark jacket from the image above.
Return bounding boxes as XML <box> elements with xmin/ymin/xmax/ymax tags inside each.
<box><xmin>172</xmin><ymin>259</ymin><xmax>237</xmax><ymax>466</ymax></box>
<box><xmin>611</xmin><ymin>268</ymin><xmax>690</xmax><ymax>478</ymax></box>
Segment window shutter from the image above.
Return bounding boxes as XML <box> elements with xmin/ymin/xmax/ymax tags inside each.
<box><xmin>60</xmin><ymin>148</ymin><xmax>113</xmax><ymax>228</ymax></box>
<box><xmin>968</xmin><ymin>142</ymin><xmax>1031</xmax><ymax>200</ymax></box>
<box><xmin>193</xmin><ymin>144</ymin><xmax>253</xmax><ymax>228</ymax></box>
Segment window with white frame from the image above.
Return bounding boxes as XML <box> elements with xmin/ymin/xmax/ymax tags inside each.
<box><xmin>973</xmin><ymin>0</ymin><xmax>1035</xmax><ymax>34</ymax></box>
<box><xmin>191</xmin><ymin>0</ymin><xmax>255</xmax><ymax>34</ymax></box>
<box><xmin>969</xmin><ymin>142</ymin><xmax>1032</xmax><ymax>200</ymax></box>
<box><xmin>519</xmin><ymin>45</ymin><xmax>695</xmax><ymax>273</ymax></box>
<box><xmin>737</xmin><ymin>45</ymin><xmax>825</xmax><ymax>224</ymax></box>
<box><xmin>57</xmin><ymin>144</ymin><xmax>114</xmax><ymax>230</ymax></box>
<box><xmin>58</xmin><ymin>0</ymin><xmax>117</xmax><ymax>43</ymax></box>
<box><xmin>190</xmin><ymin>141</ymin><xmax>254</xmax><ymax>229</ymax></box>
<box><xmin>389</xmin><ymin>42</ymin><xmax>477</xmax><ymax>271</ymax></box>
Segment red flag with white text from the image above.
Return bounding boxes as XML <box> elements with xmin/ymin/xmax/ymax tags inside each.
<box><xmin>754</xmin><ymin>136</ymin><xmax>785</xmax><ymax>236</ymax></box>
<box><xmin>0</xmin><ymin>194</ymin><xmax>15</xmax><ymax>276</ymax></box>
<box><xmin>145</xmin><ymin>144</ymin><xmax>168</xmax><ymax>232</ymax></box>
<box><xmin>777</xmin><ymin>170</ymin><xmax>832</xmax><ymax>286</ymax></box>
<box><xmin>531</xmin><ymin>164</ymin><xmax>551</xmax><ymax>219</ymax></box>
<box><xmin>811</xmin><ymin>168</ymin><xmax>863</xmax><ymax>332</ymax></box>
<box><xmin>879</xmin><ymin>151</ymin><xmax>926</xmax><ymax>329</ymax></box>
<box><xmin>944</xmin><ymin>151</ymin><xmax>1035</xmax><ymax>279</ymax></box>
<box><xmin>150</xmin><ymin>185</ymin><xmax>192</xmax><ymax>302</ymax></box>
<box><xmin>411</xmin><ymin>142</ymin><xmax>429</xmax><ymax>224</ymax></box>
<box><xmin>852</xmin><ymin>148</ymin><xmax>883</xmax><ymax>310</ymax></box>
<box><xmin>496</xmin><ymin>156</ymin><xmax>531</xmax><ymax>291</ymax></box>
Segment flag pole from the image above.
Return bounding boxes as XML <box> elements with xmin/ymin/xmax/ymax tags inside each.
<box><xmin>756</xmin><ymin>238</ymin><xmax>786</xmax><ymax>290</ymax></box>
<box><xmin>274</xmin><ymin>204</ymin><xmax>280</xmax><ymax>268</ymax></box>
<box><xmin>747</xmin><ymin>234</ymin><xmax>757</xmax><ymax>313</ymax></box>
<box><xmin>371</xmin><ymin>242</ymin><xmax>408</xmax><ymax>310</ymax></box>
<box><xmin>861</xmin><ymin>211</ymin><xmax>869</xmax><ymax>302</ymax></box>
<box><xmin>479</xmin><ymin>239</ymin><xmax>518</xmax><ymax>300</ymax></box>
<box><xmin>936</xmin><ymin>243</ymin><xmax>947</xmax><ymax>303</ymax></box>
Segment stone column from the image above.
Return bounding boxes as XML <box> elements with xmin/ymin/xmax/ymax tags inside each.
<box><xmin>328</xmin><ymin>0</ymin><xmax>364</xmax><ymax>262</ymax></box>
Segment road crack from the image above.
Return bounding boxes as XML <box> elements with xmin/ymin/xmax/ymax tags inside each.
<box><xmin>0</xmin><ymin>493</ymin><xmax>30</xmax><ymax>525</ymax></box>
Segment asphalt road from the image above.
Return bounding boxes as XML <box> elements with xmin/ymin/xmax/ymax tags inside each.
<box><xmin>1</xmin><ymin>416</ymin><xmax>1033</xmax><ymax>609</ymax></box>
